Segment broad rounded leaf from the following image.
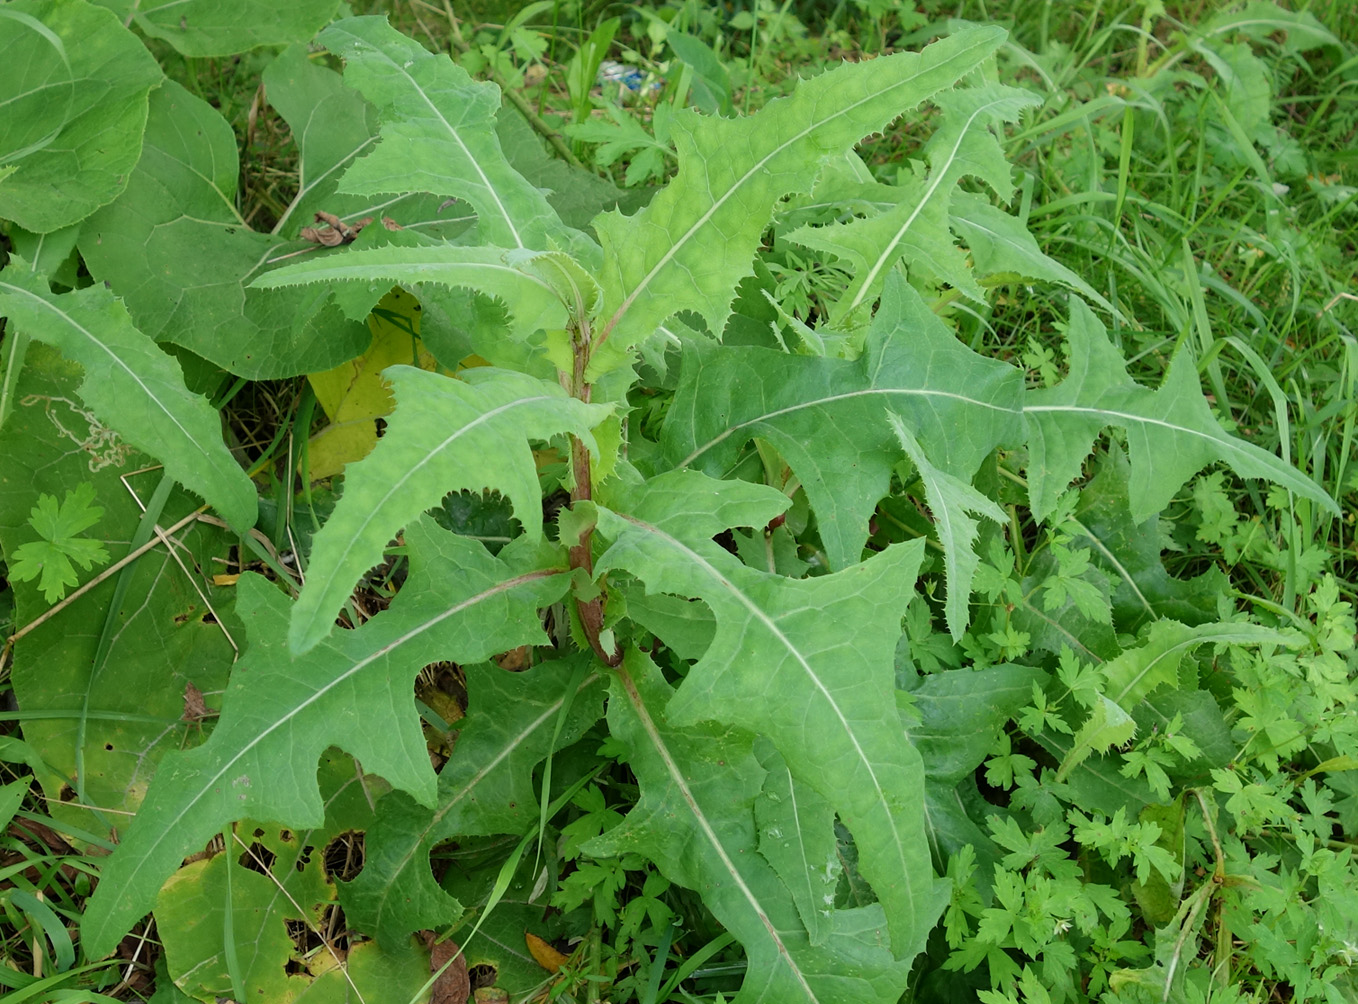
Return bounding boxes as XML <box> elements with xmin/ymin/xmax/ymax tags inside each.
<box><xmin>92</xmin><ymin>0</ymin><xmax>342</xmax><ymax>57</ymax></box>
<box><xmin>0</xmin><ymin>0</ymin><xmax>161</xmax><ymax>232</ymax></box>
<box><xmin>78</xmin><ymin>82</ymin><xmax>372</xmax><ymax>379</ymax></box>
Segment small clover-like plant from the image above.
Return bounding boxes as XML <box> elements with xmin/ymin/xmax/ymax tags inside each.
<box><xmin>8</xmin><ymin>483</ymin><xmax>110</xmax><ymax>604</ymax></box>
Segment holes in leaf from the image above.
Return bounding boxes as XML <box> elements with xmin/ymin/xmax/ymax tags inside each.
<box><xmin>285</xmin><ymin>919</ymin><xmax>311</xmax><ymax>972</ymax></box>
<box><xmin>468</xmin><ymin>964</ymin><xmax>498</xmax><ymax>989</ymax></box>
<box><xmin>104</xmin><ymin>743</ymin><xmax>114</xmax><ymax>751</ymax></box>
<box><xmin>58</xmin><ymin>784</ymin><xmax>75</xmax><ymax>803</ymax></box>
<box><xmin>239</xmin><ymin>841</ymin><xmax>276</xmax><ymax>876</ymax></box>
<box><xmin>323</xmin><ymin>831</ymin><xmax>364</xmax><ymax>882</ymax></box>
<box><xmin>833</xmin><ymin>816</ymin><xmax>875</xmax><ymax>910</ymax></box>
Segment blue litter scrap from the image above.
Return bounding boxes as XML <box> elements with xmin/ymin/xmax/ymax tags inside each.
<box><xmin>598</xmin><ymin>59</ymin><xmax>663</xmax><ymax>93</ymax></box>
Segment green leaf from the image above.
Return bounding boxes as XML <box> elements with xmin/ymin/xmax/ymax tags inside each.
<box><xmin>589</xmin><ymin>25</ymin><xmax>1007</xmax><ymax>378</ymax></box>
<box><xmin>251</xmin><ymin>243</ymin><xmax>572</xmax><ymax>357</ymax></box>
<box><xmin>341</xmin><ymin>657</ymin><xmax>606</xmax><ymax>948</ymax></box>
<box><xmin>8</xmin><ymin>484</ymin><xmax>110</xmax><ymax>603</ymax></box>
<box><xmin>1026</xmin><ymin>298</ymin><xmax>1338</xmax><ymax>522</ymax></box>
<box><xmin>319</xmin><ymin>17</ymin><xmax>586</xmax><ymax>256</ymax></box>
<box><xmin>1067</xmin><ymin>447</ymin><xmax>1227</xmax><ymax>633</ymax></box>
<box><xmin>591</xmin><ymin>650</ymin><xmax>915</xmax><ymax>1002</ymax></box>
<box><xmin>1201</xmin><ymin>1</ymin><xmax>1339</xmax><ymax>53</ymax></box>
<box><xmin>948</xmin><ymin>191</ymin><xmax>1113</xmax><ymax>312</ymax></box>
<box><xmin>288</xmin><ymin>366</ymin><xmax>607</xmax><ymax>654</ymax></box>
<box><xmin>662</xmin><ymin>275</ymin><xmax>1022</xmax><ymax>571</ymax></box>
<box><xmin>593</xmin><ymin>471</ymin><xmax>947</xmax><ymax>960</ymax></box>
<box><xmin>0</xmin><ymin>0</ymin><xmax>161</xmax><ymax>233</ymax></box>
<box><xmin>907</xmin><ymin>664</ymin><xmax>1047</xmax><ymax>788</ymax></box>
<box><xmin>260</xmin><ymin>45</ymin><xmax>469</xmax><ymax>242</ymax></box>
<box><xmin>81</xmin><ymin>520</ymin><xmax>571</xmax><ymax>959</ymax></box>
<box><xmin>786</xmin><ymin>82</ymin><xmax>1039</xmax><ymax>324</ymax></box>
<box><xmin>155</xmin><ymin>753</ymin><xmax>429</xmax><ymax>1001</ymax></box>
<box><xmin>754</xmin><ymin>744</ymin><xmax>841</xmax><ymax>946</ymax></box>
<box><xmin>667</xmin><ymin>278</ymin><xmax>1335</xmax><ymax>571</ymax></box>
<box><xmin>1104</xmin><ymin>619</ymin><xmax>1300</xmax><ymax>711</ymax></box>
<box><xmin>890</xmin><ymin>414</ymin><xmax>1007</xmax><ymax>640</ymax></box>
<box><xmin>0</xmin><ymin>260</ymin><xmax>258</xmax><ymax>531</ymax></box>
<box><xmin>495</xmin><ymin>106</ymin><xmax>650</xmax><ymax>230</ymax></box>
<box><xmin>91</xmin><ymin>0</ymin><xmax>341</xmax><ymax>57</ymax></box>
<box><xmin>0</xmin><ymin>342</ymin><xmax>239</xmax><ymax>839</ymax></box>
<box><xmin>77</xmin><ymin>81</ymin><xmax>374</xmax><ymax>379</ymax></box>
<box><xmin>1056</xmin><ymin>693</ymin><xmax>1137</xmax><ymax>782</ymax></box>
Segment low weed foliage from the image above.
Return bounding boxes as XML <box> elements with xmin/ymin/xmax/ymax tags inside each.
<box><xmin>0</xmin><ymin>2</ymin><xmax>1355</xmax><ymax>1002</ymax></box>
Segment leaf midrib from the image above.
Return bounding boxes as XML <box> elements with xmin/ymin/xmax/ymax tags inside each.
<box><xmin>601</xmin><ymin>29</ymin><xmax>1001</xmax><ymax>342</ymax></box>
<box><xmin>617</xmin><ymin>660</ymin><xmax>820</xmax><ymax>1002</ymax></box>
<box><xmin>616</xmin><ymin>514</ymin><xmax>920</xmax><ymax>926</ymax></box>
<box><xmin>86</xmin><ymin>568</ymin><xmax>562</xmax><ymax>953</ymax></box>
<box><xmin>294</xmin><ymin>393</ymin><xmax>558</xmax><ymax>647</ymax></box>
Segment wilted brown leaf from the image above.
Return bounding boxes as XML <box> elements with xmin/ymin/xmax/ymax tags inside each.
<box><xmin>421</xmin><ymin>930</ymin><xmax>470</xmax><ymax>1004</ymax></box>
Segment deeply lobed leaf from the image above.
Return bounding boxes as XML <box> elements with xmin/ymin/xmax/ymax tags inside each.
<box><xmin>80</xmin><ymin>521</ymin><xmax>571</xmax><ymax>958</ymax></box>
<box><xmin>593</xmin><ymin>471</ymin><xmax>947</xmax><ymax>960</ymax></box>
<box><xmin>341</xmin><ymin>657</ymin><xmax>605</xmax><ymax>948</ymax></box>
<box><xmin>319</xmin><ymin>17</ymin><xmax>590</xmax><ymax>258</ymax></box>
<box><xmin>661</xmin><ymin>274</ymin><xmax>1022</xmax><ymax>572</ymax></box>
<box><xmin>1025</xmin><ymin>298</ymin><xmax>1338</xmax><ymax>522</ymax></box>
<box><xmin>593</xmin><ymin>650</ymin><xmax>915</xmax><ymax>1003</ymax></box>
<box><xmin>288</xmin><ymin>366</ymin><xmax>608</xmax><ymax>654</ymax></box>
<box><xmin>589</xmin><ymin>25</ymin><xmax>1007</xmax><ymax>378</ymax></box>
<box><xmin>663</xmin><ymin>277</ymin><xmax>1335</xmax><ymax>634</ymax></box>
<box><xmin>786</xmin><ymin>82</ymin><xmax>1039</xmax><ymax>324</ymax></box>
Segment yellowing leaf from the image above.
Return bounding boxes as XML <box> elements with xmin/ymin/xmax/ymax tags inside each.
<box><xmin>524</xmin><ymin>932</ymin><xmax>570</xmax><ymax>972</ymax></box>
<box><xmin>306</xmin><ymin>287</ymin><xmax>440</xmax><ymax>480</ymax></box>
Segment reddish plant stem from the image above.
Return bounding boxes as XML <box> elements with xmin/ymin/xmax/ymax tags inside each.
<box><xmin>566</xmin><ymin>324</ymin><xmax>620</xmax><ymax>667</ymax></box>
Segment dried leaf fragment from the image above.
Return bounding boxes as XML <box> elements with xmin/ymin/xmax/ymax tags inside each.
<box><xmin>299</xmin><ymin>210</ymin><xmax>403</xmax><ymax>246</ymax></box>
<box><xmin>181</xmin><ymin>682</ymin><xmax>209</xmax><ymax>722</ymax></box>
<box><xmin>525</xmin><ymin>931</ymin><xmax>570</xmax><ymax>972</ymax></box>
<box><xmin>421</xmin><ymin>930</ymin><xmax>470</xmax><ymax>1004</ymax></box>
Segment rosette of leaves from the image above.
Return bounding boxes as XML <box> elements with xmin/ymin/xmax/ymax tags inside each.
<box><xmin>66</xmin><ymin>13</ymin><xmax>1336</xmax><ymax>1003</ymax></box>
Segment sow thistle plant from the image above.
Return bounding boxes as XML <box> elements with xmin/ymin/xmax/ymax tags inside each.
<box><xmin>0</xmin><ymin>3</ymin><xmax>1351</xmax><ymax>1002</ymax></box>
